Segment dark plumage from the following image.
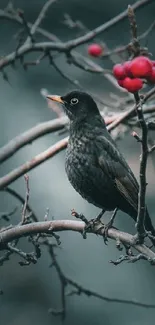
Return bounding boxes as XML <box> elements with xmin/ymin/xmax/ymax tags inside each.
<box><xmin>47</xmin><ymin>90</ymin><xmax>155</xmax><ymax>242</ymax></box>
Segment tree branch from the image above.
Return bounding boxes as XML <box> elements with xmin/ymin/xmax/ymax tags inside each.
<box><xmin>47</xmin><ymin>240</ymin><xmax>155</xmax><ymax>318</ymax></box>
<box><xmin>0</xmin><ymin>137</ymin><xmax>68</xmax><ymax>189</ymax></box>
<box><xmin>24</xmin><ymin>0</ymin><xmax>57</xmax><ymax>44</ymax></box>
<box><xmin>0</xmin><ymin>219</ymin><xmax>155</xmax><ymax>261</ymax></box>
<box><xmin>134</xmin><ymin>93</ymin><xmax>149</xmax><ymax>238</ymax></box>
<box><xmin>0</xmin><ymin>116</ymin><xmax>68</xmax><ymax>163</ymax></box>
<box><xmin>0</xmin><ymin>0</ymin><xmax>153</xmax><ymax>70</ymax></box>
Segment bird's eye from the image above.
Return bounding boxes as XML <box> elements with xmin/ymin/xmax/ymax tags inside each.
<box><xmin>70</xmin><ymin>98</ymin><xmax>78</xmax><ymax>105</ymax></box>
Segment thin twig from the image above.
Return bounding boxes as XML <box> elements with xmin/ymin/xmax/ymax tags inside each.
<box><xmin>24</xmin><ymin>0</ymin><xmax>57</xmax><ymax>44</ymax></box>
<box><xmin>149</xmin><ymin>144</ymin><xmax>155</xmax><ymax>153</ymax></box>
<box><xmin>2</xmin><ymin>187</ymin><xmax>38</xmax><ymax>222</ymax></box>
<box><xmin>0</xmin><ymin>207</ymin><xmax>17</xmax><ymax>222</ymax></box>
<box><xmin>21</xmin><ymin>174</ymin><xmax>30</xmax><ymax>224</ymax></box>
<box><xmin>47</xmin><ymin>241</ymin><xmax>155</xmax><ymax>319</ymax></box>
<box><xmin>128</xmin><ymin>5</ymin><xmax>140</xmax><ymax>56</ymax></box>
<box><xmin>7</xmin><ymin>243</ymin><xmax>38</xmax><ymax>265</ymax></box>
<box><xmin>17</xmin><ymin>10</ymin><xmax>35</xmax><ymax>44</ymax></box>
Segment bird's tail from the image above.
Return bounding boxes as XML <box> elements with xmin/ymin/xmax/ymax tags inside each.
<box><xmin>145</xmin><ymin>208</ymin><xmax>155</xmax><ymax>246</ymax></box>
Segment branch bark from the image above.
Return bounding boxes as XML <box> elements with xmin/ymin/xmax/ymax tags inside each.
<box><xmin>0</xmin><ymin>219</ymin><xmax>155</xmax><ymax>260</ymax></box>
<box><xmin>0</xmin><ymin>137</ymin><xmax>68</xmax><ymax>189</ymax></box>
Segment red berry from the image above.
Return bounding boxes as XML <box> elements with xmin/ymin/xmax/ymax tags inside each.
<box><xmin>130</xmin><ymin>56</ymin><xmax>152</xmax><ymax>78</ymax></box>
<box><xmin>147</xmin><ymin>67</ymin><xmax>155</xmax><ymax>83</ymax></box>
<box><xmin>123</xmin><ymin>61</ymin><xmax>132</xmax><ymax>77</ymax></box>
<box><xmin>117</xmin><ymin>80</ymin><xmax>124</xmax><ymax>87</ymax></box>
<box><xmin>113</xmin><ymin>64</ymin><xmax>126</xmax><ymax>80</ymax></box>
<box><xmin>123</xmin><ymin>77</ymin><xmax>143</xmax><ymax>93</ymax></box>
<box><xmin>88</xmin><ymin>44</ymin><xmax>103</xmax><ymax>57</ymax></box>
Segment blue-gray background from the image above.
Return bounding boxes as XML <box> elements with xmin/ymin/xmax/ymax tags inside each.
<box><xmin>0</xmin><ymin>0</ymin><xmax>155</xmax><ymax>324</ymax></box>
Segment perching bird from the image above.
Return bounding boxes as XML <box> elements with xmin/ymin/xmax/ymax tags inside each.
<box><xmin>47</xmin><ymin>90</ymin><xmax>155</xmax><ymax>243</ymax></box>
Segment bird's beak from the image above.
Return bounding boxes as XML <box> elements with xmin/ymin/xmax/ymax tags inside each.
<box><xmin>46</xmin><ymin>95</ymin><xmax>64</xmax><ymax>104</ymax></box>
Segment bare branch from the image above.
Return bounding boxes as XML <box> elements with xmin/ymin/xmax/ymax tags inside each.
<box><xmin>2</xmin><ymin>187</ymin><xmax>38</xmax><ymax>222</ymax></box>
<box><xmin>0</xmin><ymin>116</ymin><xmax>68</xmax><ymax>163</ymax></box>
<box><xmin>99</xmin><ymin>19</ymin><xmax>155</xmax><ymax>59</ymax></box>
<box><xmin>7</xmin><ymin>243</ymin><xmax>38</xmax><ymax>266</ymax></box>
<box><xmin>47</xmin><ymin>239</ymin><xmax>155</xmax><ymax>318</ymax></box>
<box><xmin>0</xmin><ymin>137</ymin><xmax>68</xmax><ymax>189</ymax></box>
<box><xmin>0</xmin><ymin>219</ymin><xmax>155</xmax><ymax>260</ymax></box>
<box><xmin>134</xmin><ymin>93</ymin><xmax>148</xmax><ymax>238</ymax></box>
<box><xmin>0</xmin><ymin>207</ymin><xmax>17</xmax><ymax>222</ymax></box>
<box><xmin>0</xmin><ymin>0</ymin><xmax>153</xmax><ymax>70</ymax></box>
<box><xmin>128</xmin><ymin>5</ymin><xmax>140</xmax><ymax>56</ymax></box>
<box><xmin>149</xmin><ymin>144</ymin><xmax>155</xmax><ymax>153</ymax></box>
<box><xmin>17</xmin><ymin>10</ymin><xmax>35</xmax><ymax>44</ymax></box>
<box><xmin>108</xmin><ymin>87</ymin><xmax>155</xmax><ymax>131</ymax></box>
<box><xmin>25</xmin><ymin>0</ymin><xmax>57</xmax><ymax>44</ymax></box>
<box><xmin>64</xmin><ymin>0</ymin><xmax>153</xmax><ymax>51</ymax></box>
<box><xmin>127</xmin><ymin>6</ymin><xmax>150</xmax><ymax>240</ymax></box>
<box><xmin>21</xmin><ymin>174</ymin><xmax>30</xmax><ymax>224</ymax></box>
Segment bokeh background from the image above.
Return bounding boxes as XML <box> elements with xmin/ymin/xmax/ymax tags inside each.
<box><xmin>0</xmin><ymin>0</ymin><xmax>155</xmax><ymax>324</ymax></box>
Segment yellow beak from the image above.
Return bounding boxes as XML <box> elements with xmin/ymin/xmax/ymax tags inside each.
<box><xmin>46</xmin><ymin>95</ymin><xmax>64</xmax><ymax>104</ymax></box>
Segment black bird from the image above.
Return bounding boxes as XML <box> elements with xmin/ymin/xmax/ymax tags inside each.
<box><xmin>47</xmin><ymin>90</ymin><xmax>155</xmax><ymax>243</ymax></box>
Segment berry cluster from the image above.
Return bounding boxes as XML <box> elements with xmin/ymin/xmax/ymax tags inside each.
<box><xmin>113</xmin><ymin>56</ymin><xmax>155</xmax><ymax>93</ymax></box>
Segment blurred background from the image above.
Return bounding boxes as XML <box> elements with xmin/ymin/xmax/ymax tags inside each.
<box><xmin>0</xmin><ymin>0</ymin><xmax>155</xmax><ymax>324</ymax></box>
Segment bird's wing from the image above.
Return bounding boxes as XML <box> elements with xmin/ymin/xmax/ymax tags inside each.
<box><xmin>96</xmin><ymin>134</ymin><xmax>138</xmax><ymax>211</ymax></box>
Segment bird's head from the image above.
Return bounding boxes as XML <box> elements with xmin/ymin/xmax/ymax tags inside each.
<box><xmin>47</xmin><ymin>90</ymin><xmax>99</xmax><ymax>121</ymax></box>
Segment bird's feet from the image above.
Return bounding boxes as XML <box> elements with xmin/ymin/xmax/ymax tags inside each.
<box><xmin>83</xmin><ymin>209</ymin><xmax>105</xmax><ymax>238</ymax></box>
<box><xmin>99</xmin><ymin>208</ymin><xmax>118</xmax><ymax>244</ymax></box>
<box><xmin>71</xmin><ymin>209</ymin><xmax>105</xmax><ymax>239</ymax></box>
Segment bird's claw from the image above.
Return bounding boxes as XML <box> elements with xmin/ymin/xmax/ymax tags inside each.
<box><xmin>82</xmin><ymin>209</ymin><xmax>105</xmax><ymax>239</ymax></box>
<box><xmin>98</xmin><ymin>220</ymin><xmax>113</xmax><ymax>244</ymax></box>
<box><xmin>101</xmin><ymin>208</ymin><xmax>118</xmax><ymax>244</ymax></box>
<box><xmin>83</xmin><ymin>218</ymin><xmax>101</xmax><ymax>239</ymax></box>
